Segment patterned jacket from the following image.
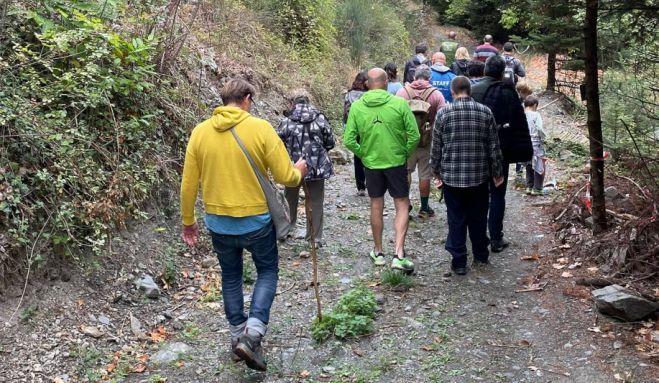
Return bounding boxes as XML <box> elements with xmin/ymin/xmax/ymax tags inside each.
<box><xmin>277</xmin><ymin>103</ymin><xmax>335</xmax><ymax>181</ymax></box>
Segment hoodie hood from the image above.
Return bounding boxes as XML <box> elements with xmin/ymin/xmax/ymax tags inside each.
<box><xmin>288</xmin><ymin>103</ymin><xmax>320</xmax><ymax>123</ymax></box>
<box><xmin>210</xmin><ymin>106</ymin><xmax>250</xmax><ymax>132</ymax></box>
<box><xmin>454</xmin><ymin>59</ymin><xmax>469</xmax><ymax>71</ymax></box>
<box><xmin>409</xmin><ymin>80</ymin><xmax>432</xmax><ymax>90</ymax></box>
<box><xmin>431</xmin><ymin>64</ymin><xmax>451</xmax><ymax>74</ymax></box>
<box><xmin>360</xmin><ymin>89</ymin><xmax>392</xmax><ymax>107</ymax></box>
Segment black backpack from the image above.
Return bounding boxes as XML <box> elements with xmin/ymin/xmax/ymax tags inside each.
<box><xmin>502</xmin><ymin>56</ymin><xmax>517</xmax><ymax>85</ymax></box>
<box><xmin>479</xmin><ymin>81</ymin><xmax>532</xmax><ymax>163</ymax></box>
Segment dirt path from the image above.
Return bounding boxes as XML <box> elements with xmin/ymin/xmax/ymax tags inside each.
<box><xmin>1</xmin><ymin>150</ymin><xmax>654</xmax><ymax>382</ymax></box>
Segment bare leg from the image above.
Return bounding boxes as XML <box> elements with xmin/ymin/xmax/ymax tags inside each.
<box><xmin>393</xmin><ymin>196</ymin><xmax>410</xmax><ymax>257</ymax></box>
<box><xmin>370</xmin><ymin>197</ymin><xmax>385</xmax><ymax>253</ymax></box>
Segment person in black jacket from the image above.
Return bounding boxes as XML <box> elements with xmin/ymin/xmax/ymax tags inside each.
<box><xmin>471</xmin><ymin>55</ymin><xmax>532</xmax><ymax>253</ymax></box>
<box><xmin>403</xmin><ymin>43</ymin><xmax>432</xmax><ymax>84</ymax></box>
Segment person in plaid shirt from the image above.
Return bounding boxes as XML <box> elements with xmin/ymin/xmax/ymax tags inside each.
<box><xmin>431</xmin><ymin>76</ymin><xmax>504</xmax><ymax>275</ymax></box>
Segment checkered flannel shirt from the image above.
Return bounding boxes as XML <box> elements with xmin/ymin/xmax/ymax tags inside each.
<box><xmin>430</xmin><ymin>96</ymin><xmax>503</xmax><ymax>187</ymax></box>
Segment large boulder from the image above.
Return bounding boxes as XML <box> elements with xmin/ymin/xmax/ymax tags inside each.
<box><xmin>135</xmin><ymin>274</ymin><xmax>160</xmax><ymax>299</ymax></box>
<box><xmin>592</xmin><ymin>284</ymin><xmax>658</xmax><ymax>321</ymax></box>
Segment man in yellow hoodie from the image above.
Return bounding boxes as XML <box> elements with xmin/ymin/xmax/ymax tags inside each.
<box><xmin>180</xmin><ymin>79</ymin><xmax>307</xmax><ymax>371</ymax></box>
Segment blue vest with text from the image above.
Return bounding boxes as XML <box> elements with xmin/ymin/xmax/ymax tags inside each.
<box><xmin>430</xmin><ymin>69</ymin><xmax>457</xmax><ymax>103</ymax></box>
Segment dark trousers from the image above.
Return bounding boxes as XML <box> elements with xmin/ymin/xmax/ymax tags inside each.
<box><xmin>488</xmin><ymin>163</ymin><xmax>509</xmax><ymax>242</ymax></box>
<box><xmin>209</xmin><ymin>223</ymin><xmax>278</xmax><ymax>327</ymax></box>
<box><xmin>444</xmin><ymin>182</ymin><xmax>490</xmax><ymax>269</ymax></box>
<box><xmin>525</xmin><ymin>164</ymin><xmax>544</xmax><ymax>190</ymax></box>
<box><xmin>354</xmin><ymin>155</ymin><xmax>366</xmax><ymax>190</ymax></box>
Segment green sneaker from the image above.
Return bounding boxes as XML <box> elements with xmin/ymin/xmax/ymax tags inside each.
<box><xmin>369</xmin><ymin>250</ymin><xmax>386</xmax><ymax>266</ymax></box>
<box><xmin>391</xmin><ymin>256</ymin><xmax>414</xmax><ymax>272</ymax></box>
<box><xmin>531</xmin><ymin>188</ymin><xmax>544</xmax><ymax>196</ymax></box>
<box><xmin>525</xmin><ymin>187</ymin><xmax>532</xmax><ymax>195</ymax></box>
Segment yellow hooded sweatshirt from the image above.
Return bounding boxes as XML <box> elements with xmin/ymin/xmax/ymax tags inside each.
<box><xmin>180</xmin><ymin>106</ymin><xmax>302</xmax><ymax>226</ymax></box>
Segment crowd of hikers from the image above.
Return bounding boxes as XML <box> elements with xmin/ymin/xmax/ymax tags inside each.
<box><xmin>179</xmin><ymin>33</ymin><xmax>546</xmax><ymax>371</ymax></box>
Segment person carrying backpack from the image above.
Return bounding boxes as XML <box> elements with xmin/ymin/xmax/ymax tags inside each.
<box><xmin>430</xmin><ymin>52</ymin><xmax>457</xmax><ymax>103</ymax></box>
<box><xmin>440</xmin><ymin>31</ymin><xmax>459</xmax><ymax>66</ymax></box>
<box><xmin>396</xmin><ymin>65</ymin><xmax>446</xmax><ymax>218</ymax></box>
<box><xmin>277</xmin><ymin>89</ymin><xmax>335</xmax><ymax>246</ymax></box>
<box><xmin>471</xmin><ymin>55</ymin><xmax>532</xmax><ymax>253</ymax></box>
<box><xmin>403</xmin><ymin>43</ymin><xmax>432</xmax><ymax>84</ymax></box>
<box><xmin>450</xmin><ymin>47</ymin><xmax>471</xmax><ymax>76</ymax></box>
<box><xmin>502</xmin><ymin>42</ymin><xmax>526</xmax><ymax>85</ymax></box>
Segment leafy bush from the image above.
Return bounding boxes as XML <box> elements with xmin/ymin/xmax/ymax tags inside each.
<box><xmin>310</xmin><ymin>286</ymin><xmax>376</xmax><ymax>342</ymax></box>
<box><xmin>0</xmin><ymin>0</ymin><xmax>189</xmax><ymax>274</ymax></box>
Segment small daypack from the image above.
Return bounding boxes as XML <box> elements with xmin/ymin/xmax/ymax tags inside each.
<box><xmin>502</xmin><ymin>56</ymin><xmax>517</xmax><ymax>85</ymax></box>
<box><xmin>403</xmin><ymin>85</ymin><xmax>436</xmax><ymax>148</ymax></box>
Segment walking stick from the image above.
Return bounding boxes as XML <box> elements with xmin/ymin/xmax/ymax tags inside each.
<box><xmin>302</xmin><ymin>181</ymin><xmax>323</xmax><ymax>321</ymax></box>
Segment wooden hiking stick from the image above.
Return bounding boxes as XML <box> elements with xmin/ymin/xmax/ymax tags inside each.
<box><xmin>302</xmin><ymin>181</ymin><xmax>322</xmax><ymax>320</ymax></box>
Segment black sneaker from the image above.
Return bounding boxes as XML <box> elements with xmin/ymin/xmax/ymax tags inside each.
<box><xmin>490</xmin><ymin>239</ymin><xmax>509</xmax><ymax>253</ymax></box>
<box><xmin>235</xmin><ymin>332</ymin><xmax>267</xmax><ymax>371</ymax></box>
<box><xmin>452</xmin><ymin>266</ymin><xmax>467</xmax><ymax>275</ymax></box>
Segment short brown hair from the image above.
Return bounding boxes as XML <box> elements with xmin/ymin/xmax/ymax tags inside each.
<box><xmin>221</xmin><ymin>78</ymin><xmax>256</xmax><ymax>105</ymax></box>
<box><xmin>524</xmin><ymin>95</ymin><xmax>539</xmax><ymax>108</ymax></box>
<box><xmin>451</xmin><ymin>76</ymin><xmax>471</xmax><ymax>96</ymax></box>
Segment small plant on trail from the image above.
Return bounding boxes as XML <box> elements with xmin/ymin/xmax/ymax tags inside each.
<box><xmin>182</xmin><ymin>321</ymin><xmax>201</xmax><ymax>339</ymax></box>
<box><xmin>311</xmin><ymin>286</ymin><xmax>376</xmax><ymax>342</ymax></box>
<box><xmin>381</xmin><ymin>269</ymin><xmax>415</xmax><ymax>290</ymax></box>
<box><xmin>19</xmin><ymin>304</ymin><xmax>38</xmax><ymax>323</ymax></box>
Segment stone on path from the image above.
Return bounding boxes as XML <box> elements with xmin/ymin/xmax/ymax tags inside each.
<box><xmin>135</xmin><ymin>274</ymin><xmax>160</xmax><ymax>299</ymax></box>
<box><xmin>328</xmin><ymin>148</ymin><xmax>350</xmax><ymax>165</ymax></box>
<box><xmin>201</xmin><ymin>257</ymin><xmax>217</xmax><ymax>268</ymax></box>
<box><xmin>150</xmin><ymin>342</ymin><xmax>191</xmax><ymax>364</ymax></box>
<box><xmin>592</xmin><ymin>284</ymin><xmax>659</xmax><ymax>321</ymax></box>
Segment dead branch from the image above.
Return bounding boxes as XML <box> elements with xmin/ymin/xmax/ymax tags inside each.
<box><xmin>575</xmin><ymin>277</ymin><xmax>621</xmax><ymax>287</ymax></box>
<box><xmin>554</xmin><ymin>184</ymin><xmax>587</xmax><ymax>221</ymax></box>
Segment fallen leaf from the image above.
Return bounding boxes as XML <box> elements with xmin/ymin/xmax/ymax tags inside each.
<box><xmin>559</xmin><ymin>244</ymin><xmax>571</xmax><ymax>249</ymax></box>
<box><xmin>299</xmin><ymin>370</ymin><xmax>311</xmax><ymax>378</ymax></box>
<box><xmin>292</xmin><ymin>261</ymin><xmax>301</xmax><ymax>267</ymax></box>
<box><xmin>421</xmin><ymin>344</ymin><xmax>436</xmax><ymax>352</ymax></box>
<box><xmin>367</xmin><ymin>282</ymin><xmax>380</xmax><ymax>287</ymax></box>
<box><xmin>587</xmin><ymin>267</ymin><xmax>599</xmax><ymax>272</ymax></box>
<box><xmin>516</xmin><ymin>339</ymin><xmax>531</xmax><ymax>347</ymax></box>
<box><xmin>433</xmin><ymin>335</ymin><xmax>445</xmax><ymax>344</ymax></box>
<box><xmin>568</xmin><ymin>262</ymin><xmax>582</xmax><ymax>269</ymax></box>
<box><xmin>561</xmin><ymin>271</ymin><xmax>573</xmax><ymax>278</ymax></box>
<box><xmin>176</xmin><ymin>360</ymin><xmax>185</xmax><ymax>368</ymax></box>
<box><xmin>528</xmin><ymin>366</ymin><xmax>538</xmax><ymax>371</ymax></box>
<box><xmin>76</xmin><ymin>299</ymin><xmax>85</xmax><ymax>308</ymax></box>
<box><xmin>106</xmin><ymin>361</ymin><xmax>116</xmax><ymax>373</ymax></box>
<box><xmin>81</xmin><ymin>325</ymin><xmax>104</xmax><ymax>338</ymax></box>
<box><xmin>132</xmin><ymin>363</ymin><xmax>147</xmax><ymax>373</ymax></box>
<box><xmin>588</xmin><ymin>326</ymin><xmax>602</xmax><ymax>333</ymax></box>
<box><xmin>352</xmin><ymin>348</ymin><xmax>364</xmax><ymax>357</ymax></box>
<box><xmin>521</xmin><ymin>254</ymin><xmax>540</xmax><ymax>261</ymax></box>
<box><xmin>557</xmin><ymin>257</ymin><xmax>569</xmax><ymax>264</ymax></box>
<box><xmin>137</xmin><ymin>354</ymin><xmax>149</xmax><ymax>363</ymax></box>
<box><xmin>552</xmin><ymin>264</ymin><xmax>566</xmax><ymax>269</ymax></box>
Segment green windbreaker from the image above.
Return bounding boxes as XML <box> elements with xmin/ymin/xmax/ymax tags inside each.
<box><xmin>344</xmin><ymin>89</ymin><xmax>419</xmax><ymax>169</ymax></box>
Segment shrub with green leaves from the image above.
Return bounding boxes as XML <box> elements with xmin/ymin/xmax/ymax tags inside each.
<box><xmin>0</xmin><ymin>0</ymin><xmax>188</xmax><ymax>274</ymax></box>
<box><xmin>311</xmin><ymin>286</ymin><xmax>376</xmax><ymax>342</ymax></box>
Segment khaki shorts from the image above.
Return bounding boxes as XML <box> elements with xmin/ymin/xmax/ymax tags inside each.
<box><xmin>407</xmin><ymin>146</ymin><xmax>432</xmax><ymax>180</ymax></box>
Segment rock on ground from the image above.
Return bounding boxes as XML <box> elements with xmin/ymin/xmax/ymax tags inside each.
<box><xmin>592</xmin><ymin>284</ymin><xmax>659</xmax><ymax>321</ymax></box>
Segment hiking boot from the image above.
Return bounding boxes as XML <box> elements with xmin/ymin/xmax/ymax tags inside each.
<box><xmin>490</xmin><ymin>239</ymin><xmax>509</xmax><ymax>253</ymax></box>
<box><xmin>369</xmin><ymin>250</ymin><xmax>386</xmax><ymax>266</ymax></box>
<box><xmin>531</xmin><ymin>188</ymin><xmax>544</xmax><ymax>196</ymax></box>
<box><xmin>417</xmin><ymin>207</ymin><xmax>435</xmax><ymax>219</ymax></box>
<box><xmin>357</xmin><ymin>189</ymin><xmax>366</xmax><ymax>197</ymax></box>
<box><xmin>391</xmin><ymin>256</ymin><xmax>415</xmax><ymax>272</ymax></box>
<box><xmin>451</xmin><ymin>266</ymin><xmax>467</xmax><ymax>275</ymax></box>
<box><xmin>230</xmin><ymin>339</ymin><xmax>241</xmax><ymax>362</ymax></box>
<box><xmin>235</xmin><ymin>332</ymin><xmax>267</xmax><ymax>371</ymax></box>
<box><xmin>525</xmin><ymin>187</ymin><xmax>532</xmax><ymax>195</ymax></box>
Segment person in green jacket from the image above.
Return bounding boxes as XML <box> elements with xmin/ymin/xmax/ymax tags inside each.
<box><xmin>344</xmin><ymin>68</ymin><xmax>420</xmax><ymax>272</ymax></box>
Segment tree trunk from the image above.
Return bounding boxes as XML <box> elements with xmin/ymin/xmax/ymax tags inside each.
<box><xmin>547</xmin><ymin>50</ymin><xmax>557</xmax><ymax>92</ymax></box>
<box><xmin>584</xmin><ymin>0</ymin><xmax>607</xmax><ymax>234</ymax></box>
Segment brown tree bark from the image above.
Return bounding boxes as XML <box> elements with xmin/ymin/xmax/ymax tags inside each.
<box><xmin>584</xmin><ymin>0</ymin><xmax>607</xmax><ymax>234</ymax></box>
<box><xmin>547</xmin><ymin>50</ymin><xmax>557</xmax><ymax>91</ymax></box>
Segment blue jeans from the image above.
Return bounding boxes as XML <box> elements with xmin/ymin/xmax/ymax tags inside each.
<box><xmin>209</xmin><ymin>222</ymin><xmax>278</xmax><ymax>328</ymax></box>
<box><xmin>444</xmin><ymin>183</ymin><xmax>490</xmax><ymax>269</ymax></box>
<box><xmin>489</xmin><ymin>163</ymin><xmax>509</xmax><ymax>243</ymax></box>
